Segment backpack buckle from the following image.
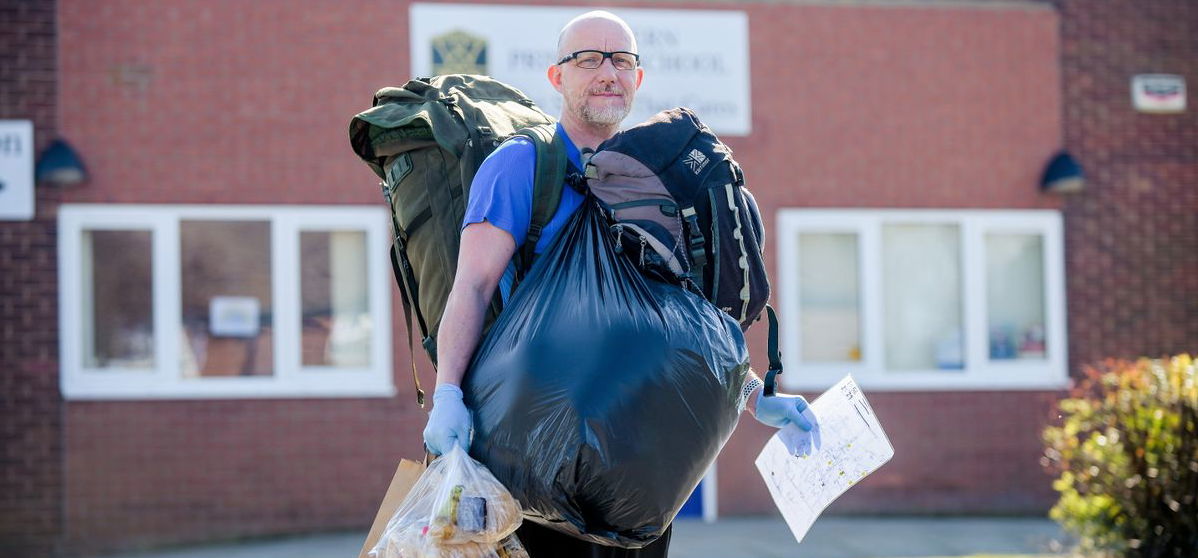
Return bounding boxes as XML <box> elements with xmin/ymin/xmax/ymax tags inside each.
<box><xmin>679</xmin><ymin>207</ymin><xmax>707</xmax><ymax>292</ymax></box>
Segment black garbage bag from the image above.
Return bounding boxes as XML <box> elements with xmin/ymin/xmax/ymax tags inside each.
<box><xmin>463</xmin><ymin>197</ymin><xmax>750</xmax><ymax>549</ymax></box>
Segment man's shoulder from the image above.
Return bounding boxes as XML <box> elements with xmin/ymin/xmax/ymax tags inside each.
<box><xmin>484</xmin><ymin>123</ymin><xmax>574</xmax><ymax>166</ymax></box>
<box><xmin>477</xmin><ymin>124</ymin><xmax>576</xmax><ymax>178</ymax></box>
<box><xmin>472</xmin><ymin>135</ymin><xmax>536</xmax><ymax>196</ymax></box>
<box><xmin>483</xmin><ymin>135</ymin><xmax>537</xmax><ymax>168</ymax></box>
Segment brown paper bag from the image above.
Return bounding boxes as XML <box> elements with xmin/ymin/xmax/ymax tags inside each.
<box><xmin>359</xmin><ymin>458</ymin><xmax>427</xmax><ymax>558</ymax></box>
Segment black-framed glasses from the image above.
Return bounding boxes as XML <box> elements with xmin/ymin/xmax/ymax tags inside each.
<box><xmin>557</xmin><ymin>50</ymin><xmax>640</xmax><ymax>71</ymax></box>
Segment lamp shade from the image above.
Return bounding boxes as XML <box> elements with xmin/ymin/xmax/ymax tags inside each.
<box><xmin>35</xmin><ymin>139</ymin><xmax>88</xmax><ymax>187</ymax></box>
<box><xmin>1040</xmin><ymin>150</ymin><xmax>1084</xmax><ymax>193</ymax></box>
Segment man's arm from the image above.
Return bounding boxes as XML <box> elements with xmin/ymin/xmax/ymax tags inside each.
<box><xmin>435</xmin><ymin>222</ymin><xmax>516</xmax><ymax>388</ymax></box>
<box><xmin>421</xmin><ymin>220</ymin><xmax>515</xmax><ymax>456</ymax></box>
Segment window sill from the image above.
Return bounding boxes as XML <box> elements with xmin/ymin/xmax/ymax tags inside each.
<box><xmin>783</xmin><ymin>364</ymin><xmax>1069</xmax><ymax>392</ymax></box>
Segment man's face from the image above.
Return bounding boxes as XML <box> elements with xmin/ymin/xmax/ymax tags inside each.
<box><xmin>549</xmin><ymin>19</ymin><xmax>644</xmax><ymax>127</ymax></box>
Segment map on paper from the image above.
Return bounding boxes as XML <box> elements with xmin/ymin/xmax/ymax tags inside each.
<box><xmin>754</xmin><ymin>374</ymin><xmax>894</xmax><ymax>544</ymax></box>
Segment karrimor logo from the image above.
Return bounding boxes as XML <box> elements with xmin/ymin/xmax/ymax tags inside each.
<box><xmin>683</xmin><ymin>149</ymin><xmax>709</xmax><ymax>174</ymax></box>
<box><xmin>431</xmin><ymin>29</ymin><xmax>487</xmax><ymax>75</ymax></box>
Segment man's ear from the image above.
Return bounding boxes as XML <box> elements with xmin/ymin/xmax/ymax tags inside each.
<box><xmin>634</xmin><ymin>67</ymin><xmax>644</xmax><ymax>89</ymax></box>
<box><xmin>547</xmin><ymin>64</ymin><xmax>564</xmax><ymax>93</ymax></box>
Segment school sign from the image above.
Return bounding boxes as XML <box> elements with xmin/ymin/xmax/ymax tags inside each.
<box><xmin>409</xmin><ymin>3</ymin><xmax>752</xmax><ymax>136</ymax></box>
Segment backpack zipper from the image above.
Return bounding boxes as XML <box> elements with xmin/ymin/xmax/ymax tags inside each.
<box><xmin>708</xmin><ymin>189</ymin><xmax>721</xmax><ymax>301</ymax></box>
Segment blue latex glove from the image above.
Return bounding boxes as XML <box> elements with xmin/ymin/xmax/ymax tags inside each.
<box><xmin>423</xmin><ymin>384</ymin><xmax>473</xmax><ymax>456</ymax></box>
<box><xmin>753</xmin><ymin>390</ymin><xmax>815</xmax><ymax>431</ymax></box>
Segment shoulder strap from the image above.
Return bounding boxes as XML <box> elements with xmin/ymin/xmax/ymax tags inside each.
<box><xmin>391</xmin><ymin>242</ymin><xmax>426</xmax><ymax>407</ymax></box>
<box><xmin>513</xmin><ymin>123</ymin><xmax>568</xmax><ymax>279</ymax></box>
<box><xmin>762</xmin><ymin>305</ymin><xmax>784</xmax><ymax>397</ymax></box>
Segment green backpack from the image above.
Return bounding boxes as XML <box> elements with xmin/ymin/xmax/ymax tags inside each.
<box><xmin>348</xmin><ymin>74</ymin><xmax>568</xmax><ymax>406</ymax></box>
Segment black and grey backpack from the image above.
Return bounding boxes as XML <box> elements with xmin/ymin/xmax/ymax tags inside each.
<box><xmin>585</xmin><ymin>107</ymin><xmax>770</xmax><ymax>330</ymax></box>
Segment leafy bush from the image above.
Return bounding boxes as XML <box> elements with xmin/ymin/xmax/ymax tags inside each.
<box><xmin>1043</xmin><ymin>354</ymin><xmax>1197</xmax><ymax>557</ymax></box>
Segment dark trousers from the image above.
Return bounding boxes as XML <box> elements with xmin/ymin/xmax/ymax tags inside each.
<box><xmin>515</xmin><ymin>522</ymin><xmax>672</xmax><ymax>558</ymax></box>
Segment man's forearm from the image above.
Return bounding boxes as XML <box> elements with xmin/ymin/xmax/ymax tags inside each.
<box><xmin>433</xmin><ymin>284</ymin><xmax>491</xmax><ymax>388</ymax></box>
<box><xmin>743</xmin><ymin>368</ymin><xmax>763</xmax><ymax>415</ymax></box>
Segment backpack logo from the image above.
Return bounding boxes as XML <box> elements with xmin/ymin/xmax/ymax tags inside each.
<box><xmin>431</xmin><ymin>30</ymin><xmax>488</xmax><ymax>75</ymax></box>
<box><xmin>683</xmin><ymin>149</ymin><xmax>709</xmax><ymax>174</ymax></box>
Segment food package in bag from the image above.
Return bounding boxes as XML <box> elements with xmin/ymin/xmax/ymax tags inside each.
<box><xmin>424</xmin><ymin>446</ymin><xmax>523</xmax><ymax>544</ymax></box>
<box><xmin>370</xmin><ymin>446</ymin><xmax>526</xmax><ymax>558</ymax></box>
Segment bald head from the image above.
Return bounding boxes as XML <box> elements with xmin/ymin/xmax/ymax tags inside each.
<box><xmin>548</xmin><ymin>9</ymin><xmax>644</xmax><ymax>146</ymax></box>
<box><xmin>556</xmin><ymin>10</ymin><xmax>638</xmax><ymax>58</ymax></box>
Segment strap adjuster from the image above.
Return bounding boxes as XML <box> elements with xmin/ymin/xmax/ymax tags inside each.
<box><xmin>764</xmin><ymin>368</ymin><xmax>781</xmax><ymax>397</ymax></box>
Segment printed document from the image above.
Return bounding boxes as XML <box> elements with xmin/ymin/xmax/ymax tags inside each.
<box><xmin>754</xmin><ymin>374</ymin><xmax>894</xmax><ymax>544</ymax></box>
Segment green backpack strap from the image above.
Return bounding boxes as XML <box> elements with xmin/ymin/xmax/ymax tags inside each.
<box><xmin>513</xmin><ymin>123</ymin><xmax>568</xmax><ymax>280</ymax></box>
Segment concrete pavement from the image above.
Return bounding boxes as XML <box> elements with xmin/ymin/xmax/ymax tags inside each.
<box><xmin>97</xmin><ymin>516</ymin><xmax>1071</xmax><ymax>558</ymax></box>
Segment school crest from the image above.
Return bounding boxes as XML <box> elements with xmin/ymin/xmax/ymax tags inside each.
<box><xmin>431</xmin><ymin>30</ymin><xmax>488</xmax><ymax>75</ymax></box>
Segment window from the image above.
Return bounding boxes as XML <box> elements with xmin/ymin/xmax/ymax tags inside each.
<box><xmin>82</xmin><ymin>229</ymin><xmax>155</xmax><ymax>369</ymax></box>
<box><xmin>777</xmin><ymin>210</ymin><xmax>1066</xmax><ymax>391</ymax></box>
<box><xmin>59</xmin><ymin>205</ymin><xmax>393</xmax><ymax>399</ymax></box>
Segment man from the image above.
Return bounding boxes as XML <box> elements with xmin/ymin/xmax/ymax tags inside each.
<box><xmin>423</xmin><ymin>10</ymin><xmax>815</xmax><ymax>557</ymax></box>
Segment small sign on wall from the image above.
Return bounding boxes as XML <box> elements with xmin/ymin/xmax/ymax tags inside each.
<box><xmin>1132</xmin><ymin>74</ymin><xmax>1186</xmax><ymax>113</ymax></box>
<box><xmin>0</xmin><ymin>120</ymin><xmax>34</xmax><ymax>221</ymax></box>
<box><xmin>209</xmin><ymin>296</ymin><xmax>261</xmax><ymax>338</ymax></box>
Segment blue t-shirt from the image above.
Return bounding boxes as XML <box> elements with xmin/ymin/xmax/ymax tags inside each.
<box><xmin>462</xmin><ymin>123</ymin><xmax>585</xmax><ymax>301</ymax></box>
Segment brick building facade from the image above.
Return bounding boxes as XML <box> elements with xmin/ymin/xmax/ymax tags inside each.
<box><xmin>1</xmin><ymin>1</ymin><xmax>1194</xmax><ymax>556</ymax></box>
<box><xmin>1054</xmin><ymin>0</ymin><xmax>1198</xmax><ymax>367</ymax></box>
<box><xmin>1</xmin><ymin>1</ymin><xmax>63</xmax><ymax>556</ymax></box>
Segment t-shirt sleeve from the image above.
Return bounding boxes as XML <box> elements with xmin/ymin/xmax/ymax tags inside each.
<box><xmin>462</xmin><ymin>137</ymin><xmax>536</xmax><ymax>248</ymax></box>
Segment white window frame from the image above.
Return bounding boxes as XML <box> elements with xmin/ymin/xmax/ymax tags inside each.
<box><xmin>777</xmin><ymin>209</ymin><xmax>1067</xmax><ymax>391</ymax></box>
<box><xmin>59</xmin><ymin>204</ymin><xmax>395</xmax><ymax>400</ymax></box>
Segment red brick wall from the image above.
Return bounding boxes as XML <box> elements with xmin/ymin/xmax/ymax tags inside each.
<box><xmin>0</xmin><ymin>1</ymin><xmax>63</xmax><ymax>557</ymax></box>
<box><xmin>61</xmin><ymin>399</ymin><xmax>427</xmax><ymax>553</ymax></box>
<box><xmin>56</xmin><ymin>0</ymin><xmax>401</xmax><ymax>206</ymax></box>
<box><xmin>732</xmin><ymin>1</ymin><xmax>1063</xmax><ymax>211</ymax></box>
<box><xmin>1053</xmin><ymin>0</ymin><xmax>1198</xmax><ymax>367</ymax></box>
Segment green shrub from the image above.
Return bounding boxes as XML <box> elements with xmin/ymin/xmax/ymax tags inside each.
<box><xmin>1042</xmin><ymin>354</ymin><xmax>1197</xmax><ymax>557</ymax></box>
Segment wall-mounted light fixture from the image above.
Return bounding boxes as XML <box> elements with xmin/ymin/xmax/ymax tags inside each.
<box><xmin>35</xmin><ymin>138</ymin><xmax>88</xmax><ymax>187</ymax></box>
<box><xmin>1040</xmin><ymin>150</ymin><xmax>1084</xmax><ymax>194</ymax></box>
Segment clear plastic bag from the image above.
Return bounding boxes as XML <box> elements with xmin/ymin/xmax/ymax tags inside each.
<box><xmin>370</xmin><ymin>446</ymin><xmax>527</xmax><ymax>558</ymax></box>
<box><xmin>375</xmin><ymin>531</ymin><xmax>529</xmax><ymax>558</ymax></box>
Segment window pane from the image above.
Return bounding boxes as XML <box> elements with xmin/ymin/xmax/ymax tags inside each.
<box><xmin>883</xmin><ymin>224</ymin><xmax>963</xmax><ymax>371</ymax></box>
<box><xmin>301</xmin><ymin>231</ymin><xmax>371</xmax><ymax>367</ymax></box>
<box><xmin>798</xmin><ymin>233</ymin><xmax>861</xmax><ymax>362</ymax></box>
<box><xmin>82</xmin><ymin>230</ymin><xmax>153</xmax><ymax>369</ymax></box>
<box><xmin>986</xmin><ymin>234</ymin><xmax>1047</xmax><ymax>360</ymax></box>
<box><xmin>180</xmin><ymin>220</ymin><xmax>273</xmax><ymax>377</ymax></box>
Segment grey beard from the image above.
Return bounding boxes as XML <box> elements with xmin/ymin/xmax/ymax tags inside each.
<box><xmin>581</xmin><ymin>100</ymin><xmax>630</xmax><ymax>126</ymax></box>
